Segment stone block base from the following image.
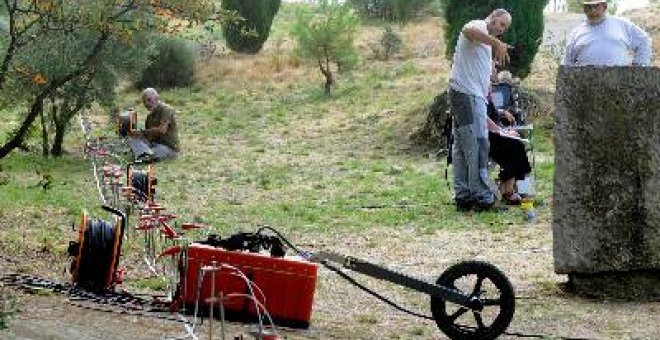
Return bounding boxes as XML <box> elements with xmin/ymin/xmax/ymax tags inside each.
<box><xmin>566</xmin><ymin>270</ymin><xmax>660</xmax><ymax>300</ymax></box>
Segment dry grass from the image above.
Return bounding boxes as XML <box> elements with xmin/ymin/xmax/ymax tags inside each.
<box><xmin>625</xmin><ymin>6</ymin><xmax>660</xmax><ymax>67</ymax></box>
<box><xmin>2</xmin><ymin>9</ymin><xmax>660</xmax><ymax>340</ymax></box>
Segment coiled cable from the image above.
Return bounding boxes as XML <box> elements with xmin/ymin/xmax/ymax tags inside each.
<box><xmin>73</xmin><ymin>218</ymin><xmax>120</xmax><ymax>292</ymax></box>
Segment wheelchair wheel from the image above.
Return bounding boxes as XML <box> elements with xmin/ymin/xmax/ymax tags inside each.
<box><xmin>430</xmin><ymin>260</ymin><xmax>515</xmax><ymax>340</ymax></box>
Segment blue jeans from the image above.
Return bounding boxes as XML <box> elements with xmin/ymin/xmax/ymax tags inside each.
<box><xmin>128</xmin><ymin>137</ymin><xmax>177</xmax><ymax>160</ymax></box>
<box><xmin>449</xmin><ymin>88</ymin><xmax>494</xmax><ymax>204</ymax></box>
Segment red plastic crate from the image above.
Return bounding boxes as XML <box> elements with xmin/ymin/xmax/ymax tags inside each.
<box><xmin>177</xmin><ymin>243</ymin><xmax>318</xmax><ymax>328</ymax></box>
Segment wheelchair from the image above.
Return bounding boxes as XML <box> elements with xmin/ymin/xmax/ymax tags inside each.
<box><xmin>489</xmin><ymin>82</ymin><xmax>536</xmax><ymax>197</ymax></box>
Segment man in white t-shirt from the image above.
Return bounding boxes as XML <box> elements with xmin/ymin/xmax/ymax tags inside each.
<box><xmin>449</xmin><ymin>9</ymin><xmax>512</xmax><ymax>211</ymax></box>
<box><xmin>562</xmin><ymin>0</ymin><xmax>652</xmax><ymax>66</ymax></box>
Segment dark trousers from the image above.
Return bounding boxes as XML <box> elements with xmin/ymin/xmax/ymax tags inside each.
<box><xmin>488</xmin><ymin>132</ymin><xmax>531</xmax><ymax>182</ymax></box>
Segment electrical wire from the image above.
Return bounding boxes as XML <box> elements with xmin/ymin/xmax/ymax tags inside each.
<box><xmin>188</xmin><ymin>263</ymin><xmax>279</xmax><ymax>339</ymax></box>
<box><xmin>72</xmin><ymin>111</ymin><xmax>584</xmax><ymax>339</ymax></box>
<box><xmin>258</xmin><ymin>226</ymin><xmax>598</xmax><ymax>340</ymax></box>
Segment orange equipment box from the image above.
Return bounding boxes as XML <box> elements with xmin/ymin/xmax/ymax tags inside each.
<box><xmin>178</xmin><ymin>243</ymin><xmax>318</xmax><ymax>329</ymax></box>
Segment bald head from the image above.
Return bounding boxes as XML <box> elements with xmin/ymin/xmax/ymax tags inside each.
<box><xmin>142</xmin><ymin>87</ymin><xmax>160</xmax><ymax>111</ymax></box>
<box><xmin>487</xmin><ymin>9</ymin><xmax>512</xmax><ymax>36</ymax></box>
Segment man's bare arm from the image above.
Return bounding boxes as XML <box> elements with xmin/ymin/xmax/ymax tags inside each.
<box><xmin>463</xmin><ymin>26</ymin><xmax>511</xmax><ymax>65</ymax></box>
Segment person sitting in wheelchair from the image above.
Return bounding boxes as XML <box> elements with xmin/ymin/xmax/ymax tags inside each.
<box><xmin>486</xmin><ymin>77</ymin><xmax>531</xmax><ymax>205</ymax></box>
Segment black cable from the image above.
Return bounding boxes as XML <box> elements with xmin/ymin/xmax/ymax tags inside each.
<box><xmin>75</xmin><ymin>219</ymin><xmax>116</xmax><ymax>292</ymax></box>
<box><xmin>256</xmin><ymin>226</ymin><xmax>598</xmax><ymax>340</ymax></box>
<box><xmin>131</xmin><ymin>171</ymin><xmax>149</xmax><ymax>198</ymax></box>
<box><xmin>130</xmin><ymin>170</ymin><xmax>156</xmax><ymax>202</ymax></box>
<box><xmin>117</xmin><ymin>112</ymin><xmax>135</xmax><ymax>138</ymax></box>
<box><xmin>322</xmin><ymin>261</ymin><xmax>435</xmax><ymax>321</ymax></box>
<box><xmin>256</xmin><ymin>225</ymin><xmax>304</xmax><ymax>255</ymax></box>
<box><xmin>324</xmin><ymin>261</ymin><xmax>595</xmax><ymax>339</ymax></box>
<box><xmin>254</xmin><ymin>226</ymin><xmax>435</xmax><ymax>320</ymax></box>
<box><xmin>68</xmin><ymin>301</ymin><xmax>188</xmax><ymax>324</ymax></box>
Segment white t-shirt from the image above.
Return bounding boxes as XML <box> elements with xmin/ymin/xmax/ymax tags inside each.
<box><xmin>562</xmin><ymin>16</ymin><xmax>652</xmax><ymax>66</ymax></box>
<box><xmin>449</xmin><ymin>20</ymin><xmax>492</xmax><ymax>100</ymax></box>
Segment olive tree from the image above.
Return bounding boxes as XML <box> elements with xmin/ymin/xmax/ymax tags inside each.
<box><xmin>0</xmin><ymin>0</ymin><xmax>220</xmax><ymax>158</ymax></box>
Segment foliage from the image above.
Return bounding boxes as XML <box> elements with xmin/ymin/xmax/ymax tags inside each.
<box><xmin>36</xmin><ymin>32</ymin><xmax>155</xmax><ymax>156</ymax></box>
<box><xmin>0</xmin><ymin>0</ymin><xmax>220</xmax><ymax>158</ymax></box>
<box><xmin>291</xmin><ymin>0</ymin><xmax>360</xmax><ymax>94</ymax></box>
<box><xmin>0</xmin><ymin>285</ymin><xmax>15</xmax><ymax>331</ymax></box>
<box><xmin>379</xmin><ymin>26</ymin><xmax>402</xmax><ymax>60</ymax></box>
<box><xmin>348</xmin><ymin>0</ymin><xmax>435</xmax><ymax>22</ymax></box>
<box><xmin>137</xmin><ymin>37</ymin><xmax>196</xmax><ymax>89</ymax></box>
<box><xmin>441</xmin><ymin>0</ymin><xmax>548</xmax><ymax>79</ymax></box>
<box><xmin>221</xmin><ymin>0</ymin><xmax>282</xmax><ymax>54</ymax></box>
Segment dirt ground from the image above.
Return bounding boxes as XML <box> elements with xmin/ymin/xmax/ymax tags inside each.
<box><xmin>2</xmin><ymin>220</ymin><xmax>660</xmax><ymax>339</ymax></box>
<box><xmin>2</xmin><ymin>9</ymin><xmax>660</xmax><ymax>340</ymax></box>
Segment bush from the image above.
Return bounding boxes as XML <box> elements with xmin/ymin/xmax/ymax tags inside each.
<box><xmin>136</xmin><ymin>37</ymin><xmax>196</xmax><ymax>89</ymax></box>
<box><xmin>1</xmin><ymin>283</ymin><xmax>16</xmax><ymax>330</ymax></box>
<box><xmin>379</xmin><ymin>26</ymin><xmax>402</xmax><ymax>60</ymax></box>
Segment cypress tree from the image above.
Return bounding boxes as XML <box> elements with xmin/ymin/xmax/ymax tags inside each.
<box><xmin>442</xmin><ymin>0</ymin><xmax>548</xmax><ymax>79</ymax></box>
<box><xmin>222</xmin><ymin>0</ymin><xmax>282</xmax><ymax>54</ymax></box>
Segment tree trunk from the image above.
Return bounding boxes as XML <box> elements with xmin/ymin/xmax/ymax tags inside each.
<box><xmin>51</xmin><ymin>98</ymin><xmax>85</xmax><ymax>157</ymax></box>
<box><xmin>318</xmin><ymin>59</ymin><xmax>334</xmax><ymax>95</ymax></box>
<box><xmin>324</xmin><ymin>74</ymin><xmax>333</xmax><ymax>95</ymax></box>
<box><xmin>0</xmin><ymin>98</ymin><xmax>45</xmax><ymax>158</ymax></box>
<box><xmin>39</xmin><ymin>101</ymin><xmax>49</xmax><ymax>157</ymax></box>
<box><xmin>0</xmin><ymin>32</ymin><xmax>108</xmax><ymax>158</ymax></box>
<box><xmin>51</xmin><ymin>119</ymin><xmax>67</xmax><ymax>157</ymax></box>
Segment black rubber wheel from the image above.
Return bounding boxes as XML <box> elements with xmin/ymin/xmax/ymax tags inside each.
<box><xmin>430</xmin><ymin>260</ymin><xmax>515</xmax><ymax>340</ymax></box>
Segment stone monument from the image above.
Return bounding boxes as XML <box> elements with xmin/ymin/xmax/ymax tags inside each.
<box><xmin>553</xmin><ymin>66</ymin><xmax>660</xmax><ymax>298</ymax></box>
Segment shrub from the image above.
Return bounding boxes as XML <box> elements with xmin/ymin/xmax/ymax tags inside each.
<box><xmin>380</xmin><ymin>26</ymin><xmax>402</xmax><ymax>60</ymax></box>
<box><xmin>137</xmin><ymin>37</ymin><xmax>196</xmax><ymax>89</ymax></box>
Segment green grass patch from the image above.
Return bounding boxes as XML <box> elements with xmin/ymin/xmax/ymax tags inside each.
<box><xmin>0</xmin><ymin>18</ymin><xmax>557</xmax><ymax>291</ymax></box>
<box><xmin>129</xmin><ymin>276</ymin><xmax>169</xmax><ymax>292</ymax></box>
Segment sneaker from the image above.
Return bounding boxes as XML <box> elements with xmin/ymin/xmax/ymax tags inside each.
<box><xmin>455</xmin><ymin>199</ymin><xmax>474</xmax><ymax>212</ymax></box>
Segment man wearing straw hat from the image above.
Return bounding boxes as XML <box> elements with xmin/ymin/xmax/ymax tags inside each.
<box><xmin>562</xmin><ymin>0</ymin><xmax>652</xmax><ymax>66</ymax></box>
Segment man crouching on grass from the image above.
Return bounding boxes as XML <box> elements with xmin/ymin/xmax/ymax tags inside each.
<box><xmin>128</xmin><ymin>88</ymin><xmax>180</xmax><ymax>162</ymax></box>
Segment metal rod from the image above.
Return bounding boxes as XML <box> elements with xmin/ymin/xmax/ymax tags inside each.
<box><xmin>348</xmin><ymin>257</ymin><xmax>470</xmax><ymax>306</ymax></box>
<box><xmin>209</xmin><ymin>261</ymin><xmax>216</xmax><ymax>340</ymax></box>
<box><xmin>219</xmin><ymin>291</ymin><xmax>226</xmax><ymax>340</ymax></box>
<box><xmin>313</xmin><ymin>251</ymin><xmax>472</xmax><ymax>307</ymax></box>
